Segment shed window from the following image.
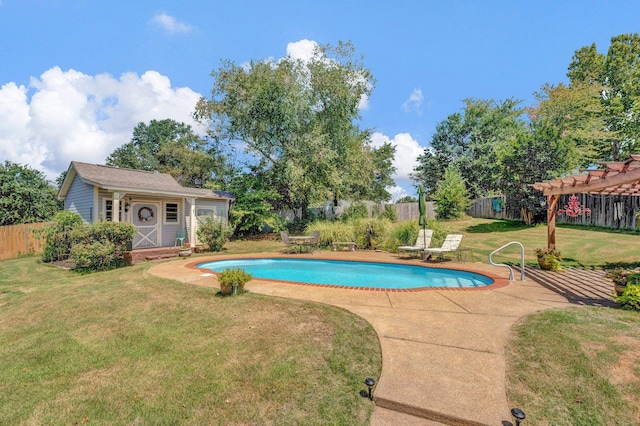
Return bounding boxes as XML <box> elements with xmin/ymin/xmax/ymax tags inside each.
<box><xmin>104</xmin><ymin>200</ymin><xmax>122</xmax><ymax>221</ymax></box>
<box><xmin>165</xmin><ymin>203</ymin><xmax>179</xmax><ymax>223</ymax></box>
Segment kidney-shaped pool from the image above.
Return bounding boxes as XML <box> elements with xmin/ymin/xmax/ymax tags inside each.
<box><xmin>196</xmin><ymin>258</ymin><xmax>494</xmax><ymax>290</ymax></box>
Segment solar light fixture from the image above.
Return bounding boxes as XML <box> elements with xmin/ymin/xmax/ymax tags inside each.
<box><xmin>364</xmin><ymin>377</ymin><xmax>375</xmax><ymax>401</ymax></box>
<box><xmin>511</xmin><ymin>408</ymin><xmax>525</xmax><ymax>425</ymax></box>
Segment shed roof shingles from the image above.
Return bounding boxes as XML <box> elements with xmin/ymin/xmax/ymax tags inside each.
<box><xmin>71</xmin><ymin>162</ymin><xmax>233</xmax><ymax>200</ymax></box>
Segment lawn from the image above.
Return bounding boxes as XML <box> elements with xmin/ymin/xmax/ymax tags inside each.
<box><xmin>443</xmin><ymin>217</ymin><xmax>640</xmax><ymax>269</ymax></box>
<box><xmin>2</xmin><ymin>218</ymin><xmax>639</xmax><ymax>425</ymax></box>
<box><xmin>0</xmin><ymin>257</ymin><xmax>380</xmax><ymax>425</ymax></box>
<box><xmin>506</xmin><ymin>307</ymin><xmax>640</xmax><ymax>426</ymax></box>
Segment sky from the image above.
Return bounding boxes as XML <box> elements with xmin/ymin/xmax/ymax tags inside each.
<box><xmin>1</xmin><ymin>1</ymin><xmax>640</xmax><ymax>200</ymax></box>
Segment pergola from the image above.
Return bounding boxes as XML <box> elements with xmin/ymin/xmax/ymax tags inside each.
<box><xmin>533</xmin><ymin>155</ymin><xmax>640</xmax><ymax>249</ymax></box>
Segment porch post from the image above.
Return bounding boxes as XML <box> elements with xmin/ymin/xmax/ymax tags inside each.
<box><xmin>188</xmin><ymin>198</ymin><xmax>196</xmax><ymax>246</ymax></box>
<box><xmin>547</xmin><ymin>194</ymin><xmax>559</xmax><ymax>250</ymax></box>
<box><xmin>112</xmin><ymin>192</ymin><xmax>121</xmax><ymax>223</ymax></box>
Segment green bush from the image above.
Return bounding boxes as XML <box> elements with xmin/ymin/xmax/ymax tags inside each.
<box><xmin>351</xmin><ymin>218</ymin><xmax>391</xmax><ymax>250</ymax></box>
<box><xmin>70</xmin><ymin>241</ymin><xmax>117</xmax><ymax>271</ymax></box>
<box><xmin>69</xmin><ymin>221</ymin><xmax>136</xmax><ymax>271</ymax></box>
<box><xmin>433</xmin><ymin>166</ymin><xmax>471</xmax><ymax>219</ymax></box>
<box><xmin>83</xmin><ymin>221</ymin><xmax>136</xmax><ymax>258</ymax></box>
<box><xmin>341</xmin><ymin>202</ymin><xmax>368</xmax><ymax>221</ymax></box>
<box><xmin>217</xmin><ymin>267</ymin><xmax>252</xmax><ymax>295</ymax></box>
<box><xmin>197</xmin><ymin>217</ymin><xmax>233</xmax><ymax>251</ymax></box>
<box><xmin>384</xmin><ymin>221</ymin><xmax>420</xmax><ymax>251</ymax></box>
<box><xmin>40</xmin><ymin>211</ymin><xmax>84</xmax><ymax>262</ymax></box>
<box><xmin>305</xmin><ymin>221</ymin><xmax>355</xmax><ymax>247</ymax></box>
<box><xmin>615</xmin><ymin>284</ymin><xmax>640</xmax><ymax>311</ymax></box>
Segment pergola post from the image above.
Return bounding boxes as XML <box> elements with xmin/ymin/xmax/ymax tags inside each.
<box><xmin>547</xmin><ymin>194</ymin><xmax>559</xmax><ymax>250</ymax></box>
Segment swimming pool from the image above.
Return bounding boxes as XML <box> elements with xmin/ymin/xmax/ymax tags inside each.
<box><xmin>196</xmin><ymin>258</ymin><xmax>494</xmax><ymax>289</ymax></box>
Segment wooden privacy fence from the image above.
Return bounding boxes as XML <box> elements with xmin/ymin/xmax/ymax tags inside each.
<box><xmin>0</xmin><ymin>222</ymin><xmax>50</xmax><ymax>260</ymax></box>
<box><xmin>468</xmin><ymin>195</ymin><xmax>639</xmax><ymax>230</ymax></box>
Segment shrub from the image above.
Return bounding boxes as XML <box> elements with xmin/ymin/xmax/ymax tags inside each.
<box><xmin>351</xmin><ymin>218</ymin><xmax>391</xmax><ymax>250</ymax></box>
<box><xmin>341</xmin><ymin>202</ymin><xmax>368</xmax><ymax>221</ymax></box>
<box><xmin>615</xmin><ymin>284</ymin><xmax>640</xmax><ymax>311</ymax></box>
<box><xmin>378</xmin><ymin>204</ymin><xmax>397</xmax><ymax>222</ymax></box>
<box><xmin>305</xmin><ymin>220</ymin><xmax>355</xmax><ymax>248</ymax></box>
<box><xmin>40</xmin><ymin>211</ymin><xmax>84</xmax><ymax>262</ymax></box>
<box><xmin>217</xmin><ymin>267</ymin><xmax>252</xmax><ymax>295</ymax></box>
<box><xmin>606</xmin><ymin>269</ymin><xmax>640</xmax><ymax>286</ymax></box>
<box><xmin>69</xmin><ymin>221</ymin><xmax>136</xmax><ymax>271</ymax></box>
<box><xmin>197</xmin><ymin>217</ymin><xmax>233</xmax><ymax>251</ymax></box>
<box><xmin>433</xmin><ymin>166</ymin><xmax>471</xmax><ymax>220</ymax></box>
<box><xmin>70</xmin><ymin>241</ymin><xmax>117</xmax><ymax>271</ymax></box>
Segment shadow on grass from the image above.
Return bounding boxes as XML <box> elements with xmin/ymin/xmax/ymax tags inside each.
<box><xmin>600</xmin><ymin>261</ymin><xmax>640</xmax><ymax>270</ymax></box>
<box><xmin>557</xmin><ymin>223</ymin><xmax>640</xmax><ymax>235</ymax></box>
<box><xmin>464</xmin><ymin>220</ymin><xmax>534</xmax><ymax>233</ymax></box>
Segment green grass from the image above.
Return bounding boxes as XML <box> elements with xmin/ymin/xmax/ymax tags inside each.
<box><xmin>506</xmin><ymin>307</ymin><xmax>640</xmax><ymax>425</ymax></box>
<box><xmin>0</xmin><ymin>256</ymin><xmax>381</xmax><ymax>425</ymax></box>
<box><xmin>443</xmin><ymin>217</ymin><xmax>640</xmax><ymax>269</ymax></box>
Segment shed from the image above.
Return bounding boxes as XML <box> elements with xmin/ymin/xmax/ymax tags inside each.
<box><xmin>58</xmin><ymin>161</ymin><xmax>234</xmax><ymax>249</ymax></box>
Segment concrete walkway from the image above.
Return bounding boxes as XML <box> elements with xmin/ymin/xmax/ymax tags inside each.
<box><xmin>148</xmin><ymin>251</ymin><xmax>615</xmax><ymax>426</ymax></box>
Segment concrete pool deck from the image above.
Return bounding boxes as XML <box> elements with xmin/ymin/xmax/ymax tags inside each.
<box><xmin>148</xmin><ymin>251</ymin><xmax>614</xmax><ymax>425</ymax></box>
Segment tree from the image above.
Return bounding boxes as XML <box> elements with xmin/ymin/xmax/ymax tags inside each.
<box><xmin>227</xmin><ymin>170</ymin><xmax>285</xmax><ymax>235</ymax></box>
<box><xmin>530</xmin><ymin>82</ymin><xmax>607</xmax><ymax>167</ymax></box>
<box><xmin>195</xmin><ymin>41</ymin><xmax>394</xmax><ymax>219</ymax></box>
<box><xmin>411</xmin><ymin>98</ymin><xmax>523</xmax><ymax>199</ymax></box>
<box><xmin>567</xmin><ymin>34</ymin><xmax>640</xmax><ymax>160</ymax></box>
<box><xmin>498</xmin><ymin>118</ymin><xmax>574</xmax><ymax>224</ymax></box>
<box><xmin>0</xmin><ymin>161</ymin><xmax>61</xmax><ymax>225</ymax></box>
<box><xmin>433</xmin><ymin>166</ymin><xmax>471</xmax><ymax>220</ymax></box>
<box><xmin>396</xmin><ymin>195</ymin><xmax>417</xmax><ymax>203</ymax></box>
<box><xmin>106</xmin><ymin>119</ymin><xmax>231</xmax><ymax>188</ymax></box>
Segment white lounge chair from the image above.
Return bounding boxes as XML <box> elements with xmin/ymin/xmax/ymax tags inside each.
<box><xmin>397</xmin><ymin>229</ymin><xmax>433</xmax><ymax>258</ymax></box>
<box><xmin>423</xmin><ymin>234</ymin><xmax>464</xmax><ymax>261</ymax></box>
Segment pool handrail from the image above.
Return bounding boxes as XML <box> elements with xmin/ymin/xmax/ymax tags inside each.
<box><xmin>488</xmin><ymin>241</ymin><xmax>525</xmax><ymax>281</ymax></box>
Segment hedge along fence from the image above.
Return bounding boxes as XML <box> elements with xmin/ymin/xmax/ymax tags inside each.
<box><xmin>0</xmin><ymin>222</ymin><xmax>50</xmax><ymax>260</ymax></box>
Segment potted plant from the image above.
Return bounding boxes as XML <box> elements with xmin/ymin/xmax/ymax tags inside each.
<box><xmin>535</xmin><ymin>248</ymin><xmax>563</xmax><ymax>272</ymax></box>
<box><xmin>606</xmin><ymin>268</ymin><xmax>640</xmax><ymax>296</ymax></box>
<box><xmin>217</xmin><ymin>267</ymin><xmax>252</xmax><ymax>295</ymax></box>
<box><xmin>178</xmin><ymin>245</ymin><xmax>192</xmax><ymax>257</ymax></box>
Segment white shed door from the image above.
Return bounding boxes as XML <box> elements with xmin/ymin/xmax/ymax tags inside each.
<box><xmin>132</xmin><ymin>203</ymin><xmax>160</xmax><ymax>249</ymax></box>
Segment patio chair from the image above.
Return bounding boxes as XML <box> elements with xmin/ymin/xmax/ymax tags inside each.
<box><xmin>423</xmin><ymin>234</ymin><xmax>464</xmax><ymax>262</ymax></box>
<box><xmin>304</xmin><ymin>230</ymin><xmax>320</xmax><ymax>252</ymax></box>
<box><xmin>397</xmin><ymin>229</ymin><xmax>433</xmax><ymax>258</ymax></box>
<box><xmin>280</xmin><ymin>231</ymin><xmax>295</xmax><ymax>253</ymax></box>
<box><xmin>175</xmin><ymin>229</ymin><xmax>186</xmax><ymax>247</ymax></box>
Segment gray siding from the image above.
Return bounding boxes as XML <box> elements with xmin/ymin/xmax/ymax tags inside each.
<box><xmin>161</xmin><ymin>199</ymin><xmax>183</xmax><ymax>247</ymax></box>
<box><xmin>64</xmin><ymin>177</ymin><xmax>94</xmax><ymax>224</ymax></box>
<box><xmin>186</xmin><ymin>199</ymin><xmax>228</xmax><ymax>245</ymax></box>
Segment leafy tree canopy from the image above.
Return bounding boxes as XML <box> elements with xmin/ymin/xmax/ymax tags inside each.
<box><xmin>567</xmin><ymin>33</ymin><xmax>640</xmax><ymax>160</ymax></box>
<box><xmin>0</xmin><ymin>161</ymin><xmax>61</xmax><ymax>225</ymax></box>
<box><xmin>411</xmin><ymin>98</ymin><xmax>523</xmax><ymax>199</ymax></box>
<box><xmin>194</xmin><ymin>41</ymin><xmax>395</xmax><ymax>218</ymax></box>
<box><xmin>106</xmin><ymin>119</ymin><xmax>231</xmax><ymax>188</ymax></box>
<box><xmin>433</xmin><ymin>166</ymin><xmax>471</xmax><ymax>220</ymax></box>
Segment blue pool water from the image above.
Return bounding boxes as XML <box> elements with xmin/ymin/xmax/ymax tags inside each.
<box><xmin>197</xmin><ymin>258</ymin><xmax>493</xmax><ymax>289</ymax></box>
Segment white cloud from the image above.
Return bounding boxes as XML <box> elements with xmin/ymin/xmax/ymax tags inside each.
<box><xmin>370</xmin><ymin>132</ymin><xmax>424</xmax><ymax>185</ymax></box>
<box><xmin>387</xmin><ymin>185</ymin><xmax>409</xmax><ymax>202</ymax></box>
<box><xmin>371</xmin><ymin>132</ymin><xmax>425</xmax><ymax>201</ymax></box>
<box><xmin>286</xmin><ymin>39</ymin><xmax>317</xmax><ymax>61</ymax></box>
<box><xmin>0</xmin><ymin>66</ymin><xmax>202</xmax><ymax>180</ymax></box>
<box><xmin>150</xmin><ymin>13</ymin><xmax>193</xmax><ymax>34</ymax></box>
<box><xmin>402</xmin><ymin>88</ymin><xmax>423</xmax><ymax>114</ymax></box>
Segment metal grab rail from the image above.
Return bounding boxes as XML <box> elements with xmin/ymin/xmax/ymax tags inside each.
<box><xmin>488</xmin><ymin>241</ymin><xmax>526</xmax><ymax>281</ymax></box>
